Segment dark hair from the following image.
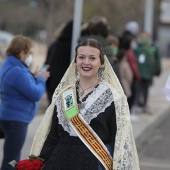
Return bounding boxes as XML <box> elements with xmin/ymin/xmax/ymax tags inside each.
<box><xmin>88</xmin><ymin>16</ymin><xmax>110</xmax><ymax>38</ymax></box>
<box><xmin>88</xmin><ymin>22</ymin><xmax>109</xmax><ymax>38</ymax></box>
<box><xmin>6</xmin><ymin>35</ymin><xmax>32</xmax><ymax>59</ymax></box>
<box><xmin>122</xmin><ymin>30</ymin><xmax>135</xmax><ymax>38</ymax></box>
<box><xmin>117</xmin><ymin>49</ymin><xmax>126</xmax><ymax>62</ymax></box>
<box><xmin>58</xmin><ymin>20</ymin><xmax>73</xmax><ymax>40</ymax></box>
<box><xmin>75</xmin><ymin>38</ymin><xmax>105</xmax><ymax>65</ymax></box>
<box><xmin>119</xmin><ymin>34</ymin><xmax>133</xmax><ymax>50</ymax></box>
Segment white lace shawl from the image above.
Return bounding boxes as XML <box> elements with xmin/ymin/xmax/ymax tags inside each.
<box><xmin>30</xmin><ymin>56</ymin><xmax>140</xmax><ymax>170</ymax></box>
<box><xmin>56</xmin><ymin>80</ymin><xmax>114</xmax><ymax>136</ymax></box>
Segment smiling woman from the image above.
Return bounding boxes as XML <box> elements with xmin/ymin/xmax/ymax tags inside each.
<box><xmin>30</xmin><ymin>38</ymin><xmax>140</xmax><ymax>170</ymax></box>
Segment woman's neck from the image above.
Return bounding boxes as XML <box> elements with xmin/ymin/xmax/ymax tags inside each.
<box><xmin>78</xmin><ymin>77</ymin><xmax>99</xmax><ymax>100</ymax></box>
<box><xmin>79</xmin><ymin>77</ymin><xmax>99</xmax><ymax>89</ymax></box>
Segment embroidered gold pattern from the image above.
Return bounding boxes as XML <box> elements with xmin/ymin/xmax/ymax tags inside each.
<box><xmin>71</xmin><ymin>115</ymin><xmax>112</xmax><ymax>170</ymax></box>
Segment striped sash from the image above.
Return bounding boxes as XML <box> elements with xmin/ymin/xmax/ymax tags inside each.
<box><xmin>61</xmin><ymin>87</ymin><xmax>113</xmax><ymax>170</ymax></box>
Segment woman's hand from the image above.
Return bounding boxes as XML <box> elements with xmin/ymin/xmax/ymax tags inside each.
<box><xmin>34</xmin><ymin>66</ymin><xmax>50</xmax><ymax>81</ymax></box>
<box><xmin>37</xmin><ymin>71</ymin><xmax>50</xmax><ymax>81</ymax></box>
<box><xmin>34</xmin><ymin>66</ymin><xmax>39</xmax><ymax>76</ymax></box>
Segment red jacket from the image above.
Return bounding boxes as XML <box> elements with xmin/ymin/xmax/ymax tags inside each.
<box><xmin>126</xmin><ymin>49</ymin><xmax>140</xmax><ymax>80</ymax></box>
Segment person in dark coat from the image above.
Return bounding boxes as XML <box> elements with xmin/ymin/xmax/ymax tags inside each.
<box><xmin>45</xmin><ymin>20</ymin><xmax>73</xmax><ymax>104</ymax></box>
<box><xmin>107</xmin><ymin>35</ymin><xmax>122</xmax><ymax>84</ymax></box>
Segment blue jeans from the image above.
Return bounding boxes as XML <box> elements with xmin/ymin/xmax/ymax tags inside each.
<box><xmin>0</xmin><ymin>120</ymin><xmax>28</xmax><ymax>170</ymax></box>
<box><xmin>98</xmin><ymin>144</ymin><xmax>113</xmax><ymax>170</ymax></box>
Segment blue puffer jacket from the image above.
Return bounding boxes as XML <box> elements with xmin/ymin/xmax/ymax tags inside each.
<box><xmin>0</xmin><ymin>55</ymin><xmax>46</xmax><ymax>123</ymax></box>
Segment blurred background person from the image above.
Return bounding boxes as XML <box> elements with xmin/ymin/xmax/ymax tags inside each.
<box><xmin>82</xmin><ymin>15</ymin><xmax>122</xmax><ymax>83</ymax></box>
<box><xmin>0</xmin><ymin>35</ymin><xmax>49</xmax><ymax>170</ymax></box>
<box><xmin>119</xmin><ymin>31</ymin><xmax>140</xmax><ymax>121</ymax></box>
<box><xmin>87</xmin><ymin>15</ymin><xmax>114</xmax><ymax>64</ymax></box>
<box><xmin>44</xmin><ymin>20</ymin><xmax>73</xmax><ymax>104</ymax></box>
<box><xmin>117</xmin><ymin>49</ymin><xmax>133</xmax><ymax>101</ymax></box>
<box><xmin>107</xmin><ymin>35</ymin><xmax>122</xmax><ymax>83</ymax></box>
<box><xmin>125</xmin><ymin>21</ymin><xmax>140</xmax><ymax>39</ymax></box>
<box><xmin>134</xmin><ymin>32</ymin><xmax>161</xmax><ymax>113</ymax></box>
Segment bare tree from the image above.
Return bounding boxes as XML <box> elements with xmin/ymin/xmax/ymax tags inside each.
<box><xmin>38</xmin><ymin>0</ymin><xmax>74</xmax><ymax>45</ymax></box>
<box><xmin>0</xmin><ymin>0</ymin><xmax>161</xmax><ymax>44</ymax></box>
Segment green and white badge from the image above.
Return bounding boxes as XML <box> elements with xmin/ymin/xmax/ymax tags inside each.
<box><xmin>61</xmin><ymin>87</ymin><xmax>78</xmax><ymax>121</ymax></box>
<box><xmin>138</xmin><ymin>54</ymin><xmax>145</xmax><ymax>63</ymax></box>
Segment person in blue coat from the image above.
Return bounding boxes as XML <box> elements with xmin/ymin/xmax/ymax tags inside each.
<box><xmin>0</xmin><ymin>35</ymin><xmax>50</xmax><ymax>170</ymax></box>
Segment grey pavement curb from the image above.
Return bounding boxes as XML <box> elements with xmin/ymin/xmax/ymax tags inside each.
<box><xmin>135</xmin><ymin>106</ymin><xmax>170</xmax><ymax>151</ymax></box>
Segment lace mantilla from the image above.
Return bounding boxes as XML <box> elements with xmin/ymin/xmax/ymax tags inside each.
<box><xmin>30</xmin><ymin>55</ymin><xmax>140</xmax><ymax>169</ymax></box>
<box><xmin>56</xmin><ymin>80</ymin><xmax>114</xmax><ymax>136</ymax></box>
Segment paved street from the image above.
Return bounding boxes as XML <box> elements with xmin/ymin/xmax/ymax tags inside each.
<box><xmin>138</xmin><ymin>109</ymin><xmax>170</xmax><ymax>170</ymax></box>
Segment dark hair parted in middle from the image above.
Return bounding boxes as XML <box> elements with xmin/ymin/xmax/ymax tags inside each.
<box><xmin>75</xmin><ymin>38</ymin><xmax>105</xmax><ymax>65</ymax></box>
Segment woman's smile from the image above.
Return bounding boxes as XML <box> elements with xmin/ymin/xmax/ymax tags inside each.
<box><xmin>81</xmin><ymin>66</ymin><xmax>92</xmax><ymax>71</ymax></box>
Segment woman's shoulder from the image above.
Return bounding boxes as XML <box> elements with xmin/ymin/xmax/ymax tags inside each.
<box><xmin>9</xmin><ymin>65</ymin><xmax>28</xmax><ymax>77</ymax></box>
<box><xmin>101</xmin><ymin>80</ymin><xmax>125</xmax><ymax>99</ymax></box>
<box><xmin>1</xmin><ymin>64</ymin><xmax>20</xmax><ymax>79</ymax></box>
<box><xmin>101</xmin><ymin>80</ymin><xmax>118</xmax><ymax>91</ymax></box>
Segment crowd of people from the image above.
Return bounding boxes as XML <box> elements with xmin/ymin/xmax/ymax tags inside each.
<box><xmin>0</xmin><ymin>15</ymin><xmax>162</xmax><ymax>170</ymax></box>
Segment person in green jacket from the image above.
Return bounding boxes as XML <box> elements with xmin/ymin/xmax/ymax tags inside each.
<box><xmin>134</xmin><ymin>32</ymin><xmax>161</xmax><ymax>112</ymax></box>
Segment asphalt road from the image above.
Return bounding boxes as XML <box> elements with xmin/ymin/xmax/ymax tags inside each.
<box><xmin>138</xmin><ymin>109</ymin><xmax>170</xmax><ymax>170</ymax></box>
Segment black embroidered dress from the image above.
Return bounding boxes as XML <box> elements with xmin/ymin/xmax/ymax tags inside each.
<box><xmin>40</xmin><ymin>83</ymin><xmax>117</xmax><ymax>170</ymax></box>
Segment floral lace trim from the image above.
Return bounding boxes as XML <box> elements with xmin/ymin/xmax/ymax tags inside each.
<box><xmin>56</xmin><ymin>81</ymin><xmax>114</xmax><ymax>136</ymax></box>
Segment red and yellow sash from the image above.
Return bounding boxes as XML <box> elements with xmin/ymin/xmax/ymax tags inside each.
<box><xmin>61</xmin><ymin>86</ymin><xmax>113</xmax><ymax>170</ymax></box>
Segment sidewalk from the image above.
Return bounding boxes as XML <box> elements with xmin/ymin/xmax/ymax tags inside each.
<box><xmin>0</xmin><ymin>58</ymin><xmax>170</xmax><ymax>162</ymax></box>
<box><xmin>132</xmin><ymin>59</ymin><xmax>170</xmax><ymax>150</ymax></box>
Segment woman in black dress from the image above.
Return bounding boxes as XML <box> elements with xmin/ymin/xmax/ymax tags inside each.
<box><xmin>31</xmin><ymin>39</ymin><xmax>140</xmax><ymax>170</ymax></box>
